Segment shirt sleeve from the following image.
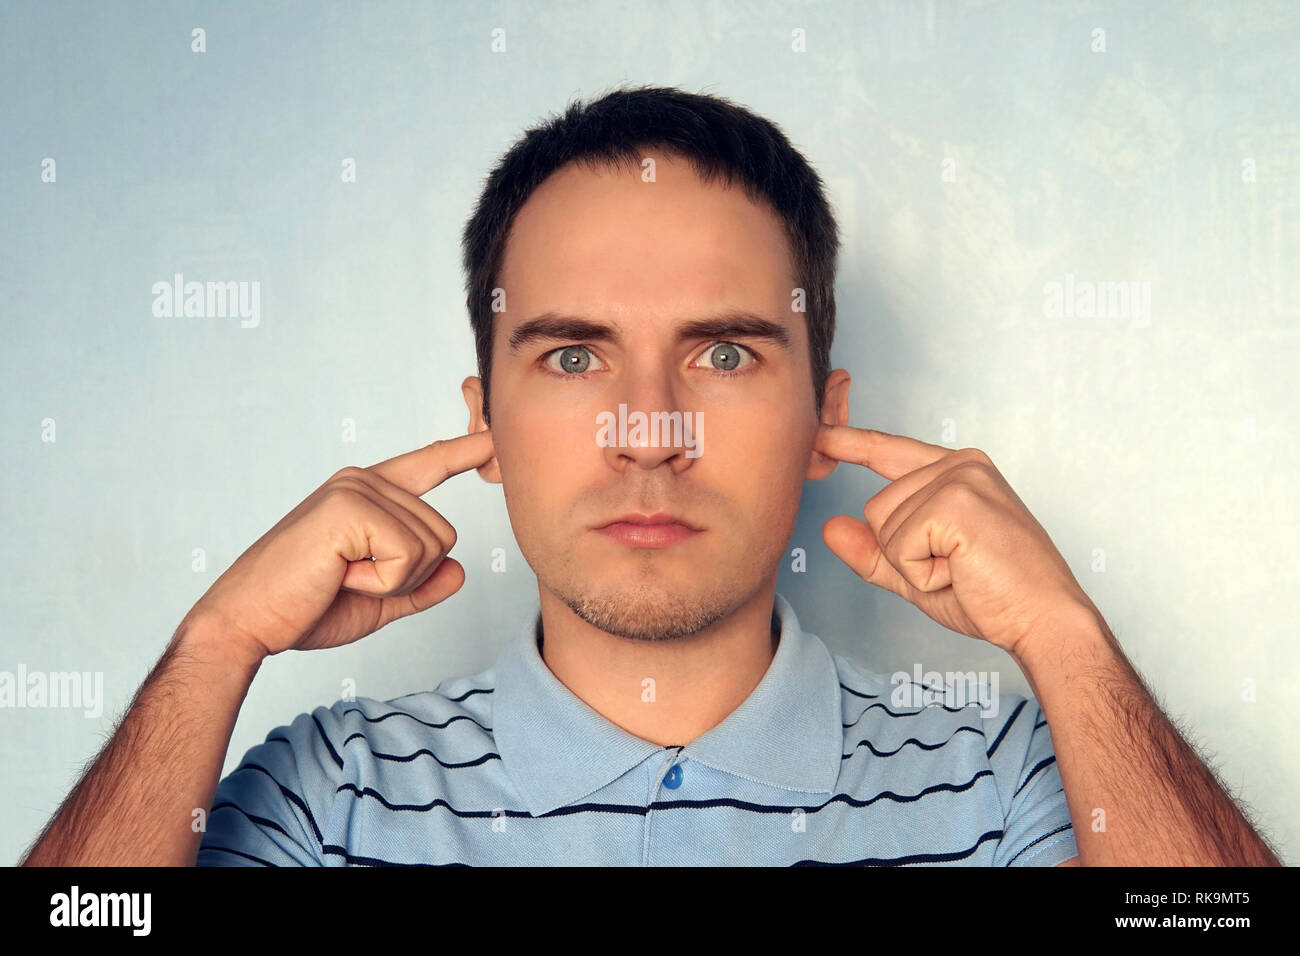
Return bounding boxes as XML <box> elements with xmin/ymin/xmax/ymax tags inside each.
<box><xmin>986</xmin><ymin>696</ymin><xmax>1078</xmax><ymax>866</ymax></box>
<box><xmin>196</xmin><ymin>703</ymin><xmax>346</xmax><ymax>866</ymax></box>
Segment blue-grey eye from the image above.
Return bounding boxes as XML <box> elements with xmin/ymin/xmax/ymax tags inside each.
<box><xmin>558</xmin><ymin>346</ymin><xmax>591</xmax><ymax>373</ymax></box>
<box><xmin>708</xmin><ymin>342</ymin><xmax>744</xmax><ymax>371</ymax></box>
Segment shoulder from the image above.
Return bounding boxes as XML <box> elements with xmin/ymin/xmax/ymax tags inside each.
<box><xmin>323</xmin><ymin>665</ymin><xmax>499</xmax><ymax>756</ymax></box>
<box><xmin>257</xmin><ymin>663</ymin><xmax>500</xmax><ymax>775</ymax></box>
<box><xmin>831</xmin><ymin>652</ymin><xmax>1001</xmax><ymax>726</ymax></box>
<box><xmin>829</xmin><ymin>650</ymin><xmax>1047</xmax><ymax>764</ymax></box>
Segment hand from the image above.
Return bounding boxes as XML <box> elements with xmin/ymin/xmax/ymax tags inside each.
<box><xmin>180</xmin><ymin>430</ymin><xmax>496</xmax><ymax>661</ymax></box>
<box><xmin>814</xmin><ymin>423</ymin><xmax>1096</xmax><ymax>659</ymax></box>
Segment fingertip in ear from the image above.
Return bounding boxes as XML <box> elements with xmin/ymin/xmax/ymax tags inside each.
<box><xmin>806</xmin><ymin>448</ymin><xmax>838</xmax><ymax>481</ymax></box>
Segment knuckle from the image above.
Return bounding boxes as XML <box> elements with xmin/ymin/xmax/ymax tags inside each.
<box><xmin>321</xmin><ymin>479</ymin><xmax>365</xmax><ymax>505</ymax></box>
<box><xmin>317</xmin><ymin>484</ymin><xmax>373</xmax><ymax>520</ymax></box>
<box><xmin>329</xmin><ymin>465</ymin><xmax>370</xmax><ymax>486</ymax></box>
<box><xmin>955</xmin><ymin>447</ymin><xmax>992</xmax><ymax>466</ymax></box>
<box><xmin>953</xmin><ymin>459</ymin><xmax>992</xmax><ymax>484</ymax></box>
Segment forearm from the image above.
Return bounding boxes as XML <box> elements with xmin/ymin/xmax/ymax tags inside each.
<box><xmin>20</xmin><ymin>614</ymin><xmax>263</xmax><ymax>866</ymax></box>
<box><xmin>1014</xmin><ymin>605</ymin><xmax>1282</xmax><ymax>866</ymax></box>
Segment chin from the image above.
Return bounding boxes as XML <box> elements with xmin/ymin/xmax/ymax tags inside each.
<box><xmin>551</xmin><ymin>574</ymin><xmax>748</xmax><ymax>643</ymax></box>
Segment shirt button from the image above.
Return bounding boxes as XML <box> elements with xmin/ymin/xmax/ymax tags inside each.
<box><xmin>663</xmin><ymin>764</ymin><xmax>683</xmax><ymax>789</ymax></box>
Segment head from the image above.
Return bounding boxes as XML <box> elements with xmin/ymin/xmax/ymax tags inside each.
<box><xmin>459</xmin><ymin>85</ymin><xmax>850</xmax><ymax>641</ymax></box>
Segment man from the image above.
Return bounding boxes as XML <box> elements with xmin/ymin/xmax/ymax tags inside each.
<box><xmin>21</xmin><ymin>86</ymin><xmax>1281</xmax><ymax>866</ymax></box>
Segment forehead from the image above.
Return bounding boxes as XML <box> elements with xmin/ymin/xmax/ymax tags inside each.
<box><xmin>497</xmin><ymin>153</ymin><xmax>795</xmax><ymax>323</ymax></box>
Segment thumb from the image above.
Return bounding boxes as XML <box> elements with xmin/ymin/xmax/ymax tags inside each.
<box><xmin>822</xmin><ymin>515</ymin><xmax>914</xmax><ymax>602</ymax></box>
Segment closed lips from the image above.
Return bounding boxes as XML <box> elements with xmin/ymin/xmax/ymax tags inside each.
<box><xmin>597</xmin><ymin>513</ymin><xmax>701</xmax><ymax>530</ymax></box>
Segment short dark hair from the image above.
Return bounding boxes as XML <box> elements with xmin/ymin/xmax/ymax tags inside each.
<box><xmin>459</xmin><ymin>84</ymin><xmax>840</xmax><ymax>427</ymax></box>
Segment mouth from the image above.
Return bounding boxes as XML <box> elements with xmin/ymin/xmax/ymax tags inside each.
<box><xmin>593</xmin><ymin>512</ymin><xmax>702</xmax><ymax>548</ymax></box>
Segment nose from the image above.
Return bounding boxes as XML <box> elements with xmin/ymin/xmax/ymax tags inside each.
<box><xmin>598</xmin><ymin>369</ymin><xmax>702</xmax><ymax>473</ymax></box>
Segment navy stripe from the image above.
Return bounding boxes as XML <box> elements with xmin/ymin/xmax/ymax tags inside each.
<box><xmin>209</xmin><ymin>800</ymin><xmax>299</xmax><ymax>843</ymax></box>
<box><xmin>793</xmin><ymin>828</ymin><xmax>1003</xmax><ymax>866</ymax></box>
<box><xmin>844</xmin><ymin>698</ymin><xmax>978</xmax><ymax>730</ymax></box>
<box><xmin>1014</xmin><ymin>755</ymin><xmax>1057</xmax><ymax>798</ymax></box>
<box><xmin>1006</xmin><ymin>821</ymin><xmax>1073</xmax><ymax>865</ymax></box>
<box><xmin>321</xmin><ymin>844</ymin><xmax>469</xmax><ymax>866</ymax></box>
<box><xmin>274</xmin><ymin>710</ymin><xmax>500</xmax><ymax>772</ymax></box>
<box><xmin>985</xmin><ymin>699</ymin><xmax>1028</xmax><ymax>759</ymax></box>
<box><xmin>843</xmin><ymin>678</ymin><xmax>998</xmax><ymax>702</ymax></box>
<box><xmin>339</xmin><ymin>734</ymin><xmax>501</xmax><ymax>768</ymax></box>
<box><xmin>388</xmin><ymin>686</ymin><xmax>492</xmax><ymax>704</ymax></box>
<box><xmin>335</xmin><ymin>784</ymin><xmax>641</xmax><ymax>817</ymax></box>
<box><xmin>267</xmin><ymin>716</ymin><xmax>343</xmax><ymax>772</ymax></box>
<box><xmin>446</xmin><ymin>686</ymin><xmax>493</xmax><ymax>703</ymax></box>
<box><xmin>646</xmin><ymin>770</ymin><xmax>996</xmax><ymax>814</ymax></box>
<box><xmin>311</xmin><ymin>713</ymin><xmax>344</xmax><ymax>769</ymax></box>
<box><xmin>229</xmin><ymin>762</ymin><xmax>324</xmax><ymax>844</ymax></box>
<box><xmin>339</xmin><ymin>706</ymin><xmax>492</xmax><ymax>735</ymax></box>
<box><xmin>839</xmin><ymin>682</ymin><xmax>880</xmax><ymax>700</ymax></box>
<box><xmin>337</xmin><ymin>769</ymin><xmax>995</xmax><ymax>819</ymax></box>
<box><xmin>841</xmin><ymin>724</ymin><xmax>982</xmax><ymax>760</ymax></box>
<box><xmin>198</xmin><ymin>844</ymin><xmax>277</xmax><ymax>866</ymax></box>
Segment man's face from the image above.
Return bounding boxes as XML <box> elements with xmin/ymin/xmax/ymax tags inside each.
<box><xmin>466</xmin><ymin>153</ymin><xmax>844</xmax><ymax>641</ymax></box>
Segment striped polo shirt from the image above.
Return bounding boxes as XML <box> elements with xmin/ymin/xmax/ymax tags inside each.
<box><xmin>196</xmin><ymin>592</ymin><xmax>1077</xmax><ymax>866</ymax></box>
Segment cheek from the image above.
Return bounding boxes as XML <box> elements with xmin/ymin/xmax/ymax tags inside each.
<box><xmin>742</xmin><ymin>413</ymin><xmax>811</xmax><ymax>475</ymax></box>
<box><xmin>492</xmin><ymin>403</ymin><xmax>595</xmax><ymax>506</ymax></box>
<box><xmin>709</xmin><ymin>417</ymin><xmax>808</xmax><ymax>516</ymax></box>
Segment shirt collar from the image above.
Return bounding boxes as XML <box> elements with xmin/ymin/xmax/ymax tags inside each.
<box><xmin>493</xmin><ymin>592</ymin><xmax>843</xmax><ymax>817</ymax></box>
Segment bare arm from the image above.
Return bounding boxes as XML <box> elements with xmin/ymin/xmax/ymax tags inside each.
<box><xmin>1015</xmin><ymin>607</ymin><xmax>1283</xmax><ymax>866</ymax></box>
<box><xmin>20</xmin><ymin>614</ymin><xmax>263</xmax><ymax>867</ymax></box>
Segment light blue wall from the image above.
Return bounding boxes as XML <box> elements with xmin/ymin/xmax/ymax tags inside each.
<box><xmin>3</xmin><ymin>0</ymin><xmax>1296</xmax><ymax>864</ymax></box>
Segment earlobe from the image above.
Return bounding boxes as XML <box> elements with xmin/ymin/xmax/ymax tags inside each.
<box><xmin>461</xmin><ymin>376</ymin><xmax>503</xmax><ymax>484</ymax></box>
<box><xmin>805</xmin><ymin>368</ymin><xmax>851</xmax><ymax>481</ymax></box>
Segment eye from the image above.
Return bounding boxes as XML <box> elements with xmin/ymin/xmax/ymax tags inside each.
<box><xmin>691</xmin><ymin>341</ymin><xmax>755</xmax><ymax>374</ymax></box>
<box><xmin>543</xmin><ymin>345</ymin><xmax>606</xmax><ymax>375</ymax></box>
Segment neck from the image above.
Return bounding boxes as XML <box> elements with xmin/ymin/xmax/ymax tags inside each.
<box><xmin>536</xmin><ymin>580</ymin><xmax>781</xmax><ymax>747</ymax></box>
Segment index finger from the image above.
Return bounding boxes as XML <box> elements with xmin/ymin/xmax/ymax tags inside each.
<box><xmin>366</xmin><ymin>429</ymin><xmax>496</xmax><ymax>497</ymax></box>
<box><xmin>814</xmin><ymin>423</ymin><xmax>952</xmax><ymax>480</ymax></box>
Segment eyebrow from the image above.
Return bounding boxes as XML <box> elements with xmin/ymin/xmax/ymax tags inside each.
<box><xmin>506</xmin><ymin>310</ymin><xmax>792</xmax><ymax>353</ymax></box>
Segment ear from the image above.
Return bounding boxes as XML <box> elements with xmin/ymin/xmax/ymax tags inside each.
<box><xmin>461</xmin><ymin>375</ymin><xmax>502</xmax><ymax>483</ymax></box>
<box><xmin>806</xmin><ymin>368</ymin><xmax>851</xmax><ymax>481</ymax></box>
